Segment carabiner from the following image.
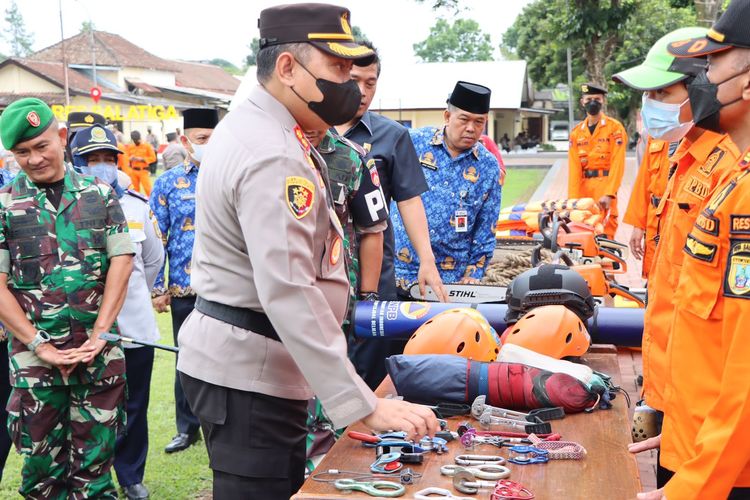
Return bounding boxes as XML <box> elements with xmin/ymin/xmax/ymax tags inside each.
<box><xmin>440</xmin><ymin>464</ymin><xmax>511</xmax><ymax>480</ymax></box>
<box><xmin>333</xmin><ymin>478</ymin><xmax>406</xmax><ymax>497</ymax></box>
<box><xmin>454</xmin><ymin>454</ymin><xmax>507</xmax><ymax>465</ymax></box>
<box><xmin>414</xmin><ymin>487</ymin><xmax>473</xmax><ymax>500</ymax></box>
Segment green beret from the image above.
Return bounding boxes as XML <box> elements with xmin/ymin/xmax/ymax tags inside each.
<box><xmin>1</xmin><ymin>98</ymin><xmax>55</xmax><ymax>149</ymax></box>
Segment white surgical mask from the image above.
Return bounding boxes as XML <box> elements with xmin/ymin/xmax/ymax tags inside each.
<box><xmin>188</xmin><ymin>140</ymin><xmax>206</xmax><ymax>164</ymax></box>
<box><xmin>641</xmin><ymin>94</ymin><xmax>693</xmax><ymax>142</ymax></box>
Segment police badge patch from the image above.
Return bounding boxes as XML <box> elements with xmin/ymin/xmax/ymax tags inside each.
<box><xmin>725</xmin><ymin>239</ymin><xmax>750</xmax><ymax>299</ymax></box>
<box><xmin>286</xmin><ymin>176</ymin><xmax>315</xmax><ymax>219</ymax></box>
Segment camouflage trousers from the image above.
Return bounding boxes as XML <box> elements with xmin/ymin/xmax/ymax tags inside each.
<box><xmin>7</xmin><ymin>375</ymin><xmax>126</xmax><ymax>499</ymax></box>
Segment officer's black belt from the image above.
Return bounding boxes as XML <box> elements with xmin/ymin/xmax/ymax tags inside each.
<box><xmin>583</xmin><ymin>169</ymin><xmax>609</xmax><ymax>178</ymax></box>
<box><xmin>195</xmin><ymin>297</ymin><xmax>280</xmax><ymax>342</ymax></box>
<box><xmin>651</xmin><ymin>195</ymin><xmax>661</xmax><ymax>208</ymax></box>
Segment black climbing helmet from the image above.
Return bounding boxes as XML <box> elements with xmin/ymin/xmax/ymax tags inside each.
<box><xmin>504</xmin><ymin>264</ymin><xmax>596</xmax><ymax>324</ymax></box>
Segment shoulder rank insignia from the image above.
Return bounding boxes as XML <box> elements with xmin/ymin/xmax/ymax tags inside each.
<box><xmin>420</xmin><ymin>151</ymin><xmax>437</xmax><ymax>170</ymax></box>
<box><xmin>463</xmin><ymin>166</ymin><xmax>479</xmax><ymax>183</ymax></box>
<box><xmin>286</xmin><ymin>176</ymin><xmax>315</xmax><ymax>219</ymax></box>
<box><xmin>293</xmin><ymin>125</ymin><xmax>311</xmax><ymax>153</ymax></box>
<box><xmin>698</xmin><ymin>148</ymin><xmax>725</xmax><ymax>177</ymax></box>
<box><xmin>725</xmin><ymin>239</ymin><xmax>750</xmax><ymax>298</ymax></box>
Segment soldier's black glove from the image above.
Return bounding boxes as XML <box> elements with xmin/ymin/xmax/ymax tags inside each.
<box><xmin>358</xmin><ymin>291</ymin><xmax>379</xmax><ymax>302</ymax></box>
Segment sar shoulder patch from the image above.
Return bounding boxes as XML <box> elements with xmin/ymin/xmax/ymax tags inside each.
<box><xmin>724</xmin><ymin>239</ymin><xmax>750</xmax><ymax>298</ymax></box>
<box><xmin>286</xmin><ymin>176</ymin><xmax>315</xmax><ymax>219</ymax></box>
<box><xmin>684</xmin><ymin>233</ymin><xmax>717</xmax><ymax>263</ymax></box>
<box><xmin>730</xmin><ymin>215</ymin><xmax>750</xmax><ymax>235</ymax></box>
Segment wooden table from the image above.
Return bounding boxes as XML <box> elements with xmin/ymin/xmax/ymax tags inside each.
<box><xmin>294</xmin><ymin>347</ymin><xmax>640</xmax><ymax>499</ymax></box>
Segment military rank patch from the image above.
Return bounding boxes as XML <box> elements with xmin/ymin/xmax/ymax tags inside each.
<box><xmin>695</xmin><ymin>211</ymin><xmax>720</xmax><ymax>236</ymax></box>
<box><xmin>730</xmin><ymin>215</ymin><xmax>750</xmax><ymax>235</ymax></box>
<box><xmin>724</xmin><ymin>239</ymin><xmax>750</xmax><ymax>299</ymax></box>
<box><xmin>684</xmin><ymin>233</ymin><xmax>717</xmax><ymax>263</ymax></box>
<box><xmin>286</xmin><ymin>176</ymin><xmax>315</xmax><ymax>219</ymax></box>
<box><xmin>683</xmin><ymin>176</ymin><xmax>710</xmax><ymax>200</ymax></box>
<box><xmin>366</xmin><ymin>159</ymin><xmax>380</xmax><ymax>186</ymax></box>
<box><xmin>698</xmin><ymin>148</ymin><xmax>724</xmax><ymax>177</ymax></box>
<box><xmin>293</xmin><ymin>125</ymin><xmax>311</xmax><ymax>152</ymax></box>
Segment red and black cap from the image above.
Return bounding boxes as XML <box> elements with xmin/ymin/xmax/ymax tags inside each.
<box><xmin>258</xmin><ymin>3</ymin><xmax>375</xmax><ymax>66</ymax></box>
<box><xmin>668</xmin><ymin>0</ymin><xmax>750</xmax><ymax>58</ymax></box>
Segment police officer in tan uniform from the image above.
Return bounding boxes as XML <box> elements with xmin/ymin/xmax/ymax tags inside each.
<box><xmin>176</xmin><ymin>4</ymin><xmax>438</xmax><ymax>499</ymax></box>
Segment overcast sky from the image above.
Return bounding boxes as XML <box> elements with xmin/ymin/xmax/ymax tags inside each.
<box><xmin>3</xmin><ymin>0</ymin><xmax>531</xmax><ymax>68</ymax></box>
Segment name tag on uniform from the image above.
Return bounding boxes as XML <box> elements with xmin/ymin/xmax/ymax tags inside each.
<box><xmin>180</xmin><ymin>194</ymin><xmax>196</xmax><ymax>201</ymax></box>
<box><xmin>455</xmin><ymin>209</ymin><xmax>468</xmax><ymax>233</ymax></box>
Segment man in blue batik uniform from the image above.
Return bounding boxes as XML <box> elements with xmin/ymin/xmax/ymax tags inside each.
<box><xmin>391</xmin><ymin>81</ymin><xmax>501</xmax><ymax>286</ymax></box>
<box><xmin>150</xmin><ymin>108</ymin><xmax>219</xmax><ymax>454</ymax></box>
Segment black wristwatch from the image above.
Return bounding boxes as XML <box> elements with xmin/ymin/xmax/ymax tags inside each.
<box><xmin>27</xmin><ymin>330</ymin><xmax>51</xmax><ymax>353</ymax></box>
<box><xmin>358</xmin><ymin>291</ymin><xmax>379</xmax><ymax>302</ymax></box>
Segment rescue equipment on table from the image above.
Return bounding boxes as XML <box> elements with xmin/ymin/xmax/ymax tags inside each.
<box><xmin>504</xmin><ymin>264</ymin><xmax>596</xmax><ymax>324</ymax></box>
<box><xmin>496</xmin><ymin>198</ymin><xmax>604</xmax><ymax>237</ymax></box>
<box><xmin>527</xmin><ymin>433</ymin><xmax>587</xmax><ymax>460</ymax></box>
<box><xmin>385</xmin><ymin>345</ymin><xmax>620</xmax><ymax>414</ymax></box>
<box><xmin>500</xmin><ymin>305</ymin><xmax>591</xmax><ymax>359</ymax></box>
<box><xmin>403</xmin><ymin>307</ymin><xmax>501</xmax><ymax>362</ymax></box>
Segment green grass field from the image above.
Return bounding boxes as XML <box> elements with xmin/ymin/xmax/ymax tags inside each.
<box><xmin>0</xmin><ymin>312</ymin><xmax>213</xmax><ymax>499</ymax></box>
<box><xmin>0</xmin><ymin>166</ymin><xmax>549</xmax><ymax>498</ymax></box>
<box><xmin>501</xmin><ymin>167</ymin><xmax>549</xmax><ymax>209</ymax></box>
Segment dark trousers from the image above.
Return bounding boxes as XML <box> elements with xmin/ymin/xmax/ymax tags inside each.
<box><xmin>348</xmin><ymin>338</ymin><xmax>407</xmax><ymax>390</ymax></box>
<box><xmin>0</xmin><ymin>340</ymin><xmax>12</xmax><ymax>482</ymax></box>
<box><xmin>114</xmin><ymin>347</ymin><xmax>154</xmax><ymax>487</ymax></box>
<box><xmin>180</xmin><ymin>373</ymin><xmax>307</xmax><ymax>500</ymax></box>
<box><xmin>171</xmin><ymin>296</ymin><xmax>200</xmax><ymax>435</ymax></box>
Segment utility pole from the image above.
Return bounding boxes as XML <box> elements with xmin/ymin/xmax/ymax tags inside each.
<box><xmin>90</xmin><ymin>27</ymin><xmax>97</xmax><ymax>86</ymax></box>
<box><xmin>59</xmin><ymin>0</ymin><xmax>70</xmax><ymax>106</ymax></box>
<box><xmin>567</xmin><ymin>47</ymin><xmax>574</xmax><ymax>132</ymax></box>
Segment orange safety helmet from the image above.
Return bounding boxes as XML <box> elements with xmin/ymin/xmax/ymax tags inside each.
<box><xmin>404</xmin><ymin>308</ymin><xmax>502</xmax><ymax>362</ymax></box>
<box><xmin>500</xmin><ymin>305</ymin><xmax>591</xmax><ymax>359</ymax></box>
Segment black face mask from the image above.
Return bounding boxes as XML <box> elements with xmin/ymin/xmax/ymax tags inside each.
<box><xmin>291</xmin><ymin>60</ymin><xmax>362</xmax><ymax>126</ymax></box>
<box><xmin>687</xmin><ymin>69</ymin><xmax>746</xmax><ymax>133</ymax></box>
<box><xmin>584</xmin><ymin>100</ymin><xmax>602</xmax><ymax>116</ymax></box>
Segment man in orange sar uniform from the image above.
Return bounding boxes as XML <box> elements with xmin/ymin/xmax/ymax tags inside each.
<box><xmin>568</xmin><ymin>83</ymin><xmax>627</xmax><ymax>239</ymax></box>
<box><xmin>621</xmin><ymin>136</ymin><xmax>671</xmax><ymax>278</ymax></box>
<box><xmin>637</xmin><ymin>3</ymin><xmax>750</xmax><ymax>498</ymax></box>
<box><xmin>124</xmin><ymin>130</ymin><xmax>156</xmax><ymax>196</ymax></box>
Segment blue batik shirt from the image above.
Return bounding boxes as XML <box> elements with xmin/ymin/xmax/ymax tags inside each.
<box><xmin>149</xmin><ymin>160</ymin><xmax>198</xmax><ymax>297</ymax></box>
<box><xmin>0</xmin><ymin>169</ymin><xmax>14</xmax><ymax>189</ymax></box>
<box><xmin>391</xmin><ymin>127</ymin><xmax>502</xmax><ymax>286</ymax></box>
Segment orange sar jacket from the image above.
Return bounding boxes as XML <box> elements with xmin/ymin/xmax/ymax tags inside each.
<box><xmin>661</xmin><ymin>149</ymin><xmax>750</xmax><ymax>499</ymax></box>
<box><xmin>622</xmin><ymin>137</ymin><xmax>671</xmax><ymax>278</ymax></box>
<box><xmin>123</xmin><ymin>142</ymin><xmax>156</xmax><ymax>170</ymax></box>
<box><xmin>640</xmin><ymin>131</ymin><xmax>739</xmax><ymax>412</ymax></box>
<box><xmin>568</xmin><ymin>114</ymin><xmax>627</xmax><ymax>238</ymax></box>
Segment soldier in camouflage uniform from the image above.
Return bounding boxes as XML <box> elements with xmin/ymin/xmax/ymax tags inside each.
<box><xmin>302</xmin><ymin>128</ymin><xmax>388</xmax><ymax>473</ymax></box>
<box><xmin>0</xmin><ymin>98</ymin><xmax>134</xmax><ymax>499</ymax></box>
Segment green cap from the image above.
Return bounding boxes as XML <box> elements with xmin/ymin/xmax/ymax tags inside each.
<box><xmin>612</xmin><ymin>27</ymin><xmax>708</xmax><ymax>91</ymax></box>
<box><xmin>0</xmin><ymin>98</ymin><xmax>55</xmax><ymax>149</ymax></box>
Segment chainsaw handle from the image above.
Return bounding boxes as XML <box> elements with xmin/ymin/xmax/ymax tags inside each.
<box><xmin>609</xmin><ymin>283</ymin><xmax>646</xmax><ymax>308</ymax></box>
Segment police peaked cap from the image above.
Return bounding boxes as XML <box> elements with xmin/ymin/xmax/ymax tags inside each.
<box><xmin>448</xmin><ymin>81</ymin><xmax>492</xmax><ymax>114</ymax></box>
<box><xmin>581</xmin><ymin>83</ymin><xmax>607</xmax><ymax>96</ymax></box>
<box><xmin>67</xmin><ymin>112</ymin><xmax>106</xmax><ymax>133</ymax></box>
<box><xmin>70</xmin><ymin>124</ymin><xmax>121</xmax><ymax>157</ymax></box>
<box><xmin>182</xmin><ymin>108</ymin><xmax>219</xmax><ymax>130</ymax></box>
<box><xmin>258</xmin><ymin>3</ymin><xmax>375</xmax><ymax>65</ymax></box>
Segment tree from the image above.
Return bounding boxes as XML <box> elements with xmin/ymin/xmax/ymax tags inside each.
<box><xmin>413</xmin><ymin>18</ymin><xmax>494</xmax><ymax>63</ymax></box>
<box><xmin>245</xmin><ymin>37</ymin><xmax>260</xmax><ymax>67</ymax></box>
<box><xmin>414</xmin><ymin>0</ymin><xmax>462</xmax><ymax>12</ymax></box>
<box><xmin>352</xmin><ymin>25</ymin><xmax>368</xmax><ymax>43</ymax></box>
<box><xmin>80</xmin><ymin>20</ymin><xmax>95</xmax><ymax>33</ymax></box>
<box><xmin>502</xmin><ymin>0</ymin><xmax>696</xmax><ymax>130</ymax></box>
<box><xmin>2</xmin><ymin>0</ymin><xmax>34</xmax><ymax>57</ymax></box>
<box><xmin>209</xmin><ymin>58</ymin><xmax>242</xmax><ymax>75</ymax></box>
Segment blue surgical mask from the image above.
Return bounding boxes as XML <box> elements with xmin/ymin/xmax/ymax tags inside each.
<box><xmin>640</xmin><ymin>94</ymin><xmax>693</xmax><ymax>142</ymax></box>
<box><xmin>81</xmin><ymin>162</ymin><xmax>124</xmax><ymax>197</ymax></box>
